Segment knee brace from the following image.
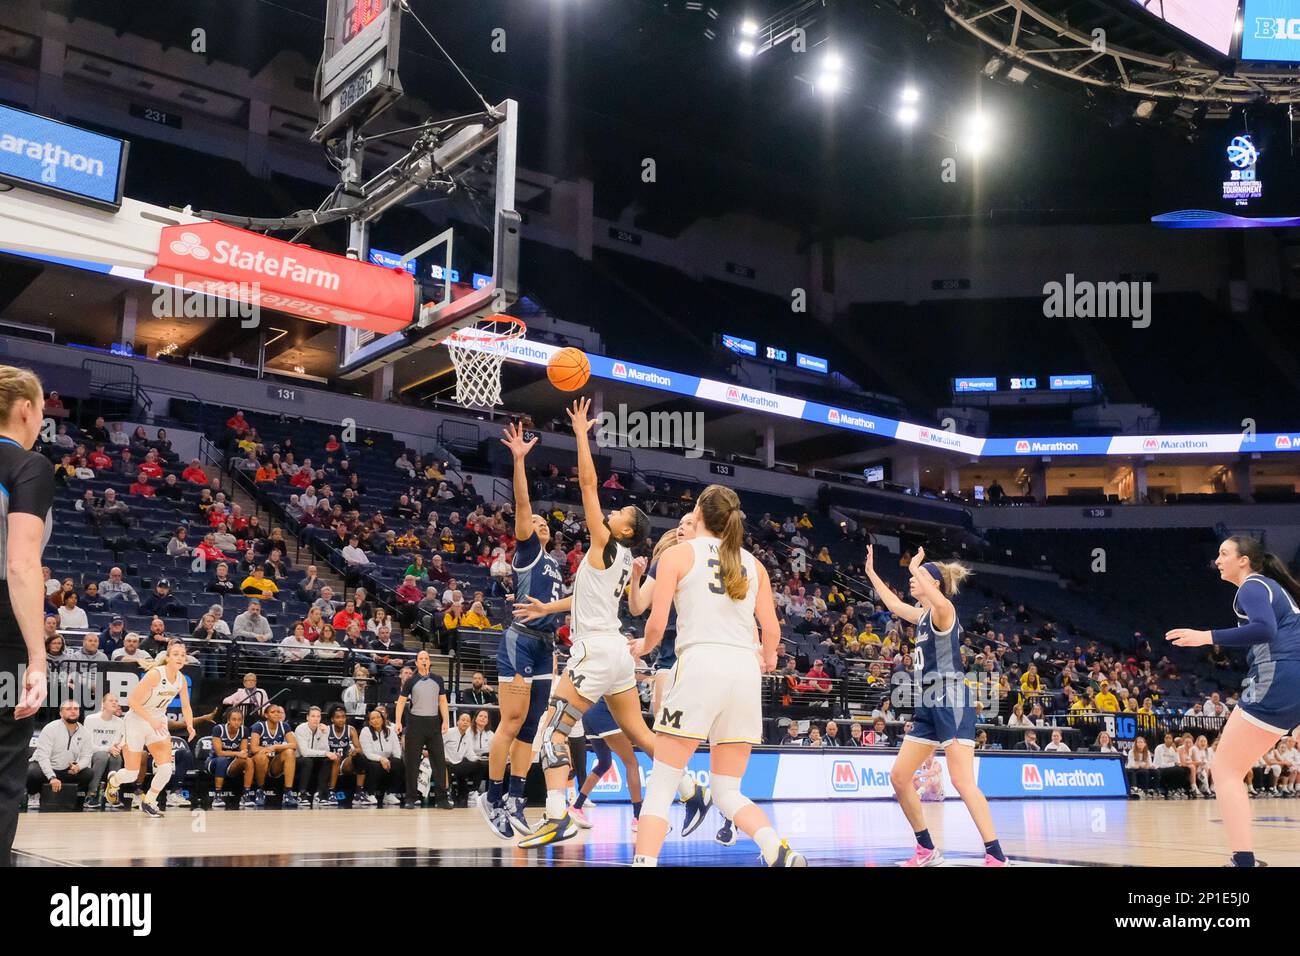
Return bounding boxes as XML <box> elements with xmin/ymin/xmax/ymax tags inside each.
<box><xmin>148</xmin><ymin>762</ymin><xmax>173</xmax><ymax>793</ymax></box>
<box><xmin>711</xmin><ymin>774</ymin><xmax>753</xmax><ymax>822</ymax></box>
<box><xmin>539</xmin><ymin>698</ymin><xmax>584</xmax><ymax>771</ymax></box>
<box><xmin>641</xmin><ymin>760</ymin><xmax>684</xmax><ymax>822</ymax></box>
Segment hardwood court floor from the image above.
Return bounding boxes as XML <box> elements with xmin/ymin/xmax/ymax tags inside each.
<box><xmin>13</xmin><ymin>797</ymin><xmax>1300</xmax><ymax>867</ymax></box>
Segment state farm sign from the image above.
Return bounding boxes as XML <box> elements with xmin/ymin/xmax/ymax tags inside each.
<box><xmin>146</xmin><ymin>221</ymin><xmax>416</xmax><ymax>335</ymax></box>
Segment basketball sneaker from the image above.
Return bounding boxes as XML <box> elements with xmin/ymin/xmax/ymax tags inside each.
<box><xmin>504</xmin><ymin>795</ymin><xmax>533</xmax><ymax>835</ymax></box>
<box><xmin>569</xmin><ymin>805</ymin><xmax>593</xmax><ymax>829</ymax></box>
<box><xmin>898</xmin><ymin>845</ymin><xmax>945</xmax><ymax>867</ymax></box>
<box><xmin>768</xmin><ymin>841</ymin><xmax>807</xmax><ymax>867</ymax></box>
<box><xmin>477</xmin><ymin>794</ymin><xmax>514</xmax><ymax>840</ymax></box>
<box><xmin>983</xmin><ymin>853</ymin><xmax>1010</xmax><ymax>867</ymax></box>
<box><xmin>715</xmin><ymin>819</ymin><xmax>737</xmax><ymax>847</ymax></box>
<box><xmin>140</xmin><ymin>796</ymin><xmax>163</xmax><ymax>818</ymax></box>
<box><xmin>518</xmin><ymin>812</ymin><xmax>579</xmax><ymax>849</ymax></box>
<box><xmin>681</xmin><ymin>784</ymin><xmax>712</xmax><ymax>836</ymax></box>
<box><xmin>104</xmin><ymin>777</ymin><xmax>120</xmax><ymax>808</ymax></box>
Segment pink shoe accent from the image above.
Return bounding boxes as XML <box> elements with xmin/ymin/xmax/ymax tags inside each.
<box><xmin>983</xmin><ymin>853</ymin><xmax>1009</xmax><ymax>867</ymax></box>
<box><xmin>898</xmin><ymin>846</ymin><xmax>945</xmax><ymax>867</ymax></box>
<box><xmin>569</xmin><ymin>805</ymin><xmax>592</xmax><ymax>829</ymax></box>
<box><xmin>631</xmin><ymin>817</ymin><xmax>639</xmax><ymax>834</ymax></box>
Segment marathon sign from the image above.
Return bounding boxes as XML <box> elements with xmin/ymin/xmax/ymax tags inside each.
<box><xmin>147</xmin><ymin>221</ymin><xmax>417</xmax><ymax>335</ymax></box>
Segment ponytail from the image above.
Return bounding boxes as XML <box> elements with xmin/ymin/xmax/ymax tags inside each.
<box><xmin>698</xmin><ymin>484</ymin><xmax>748</xmax><ymax>601</ymax></box>
<box><xmin>1228</xmin><ymin>534</ymin><xmax>1300</xmax><ymax>606</ymax></box>
<box><xmin>651</xmin><ymin>528</ymin><xmax>679</xmax><ymax>564</ymax></box>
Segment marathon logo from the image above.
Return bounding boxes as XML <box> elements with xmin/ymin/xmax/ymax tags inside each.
<box><xmin>1021</xmin><ymin>764</ymin><xmax>1043</xmax><ymax>791</ymax></box>
<box><xmin>1018</xmin><ymin>440</ymin><xmax>1080</xmax><ymax>454</ymax></box>
<box><xmin>1276</xmin><ymin>435</ymin><xmax>1293</xmax><ymax>449</ymax></box>
<box><xmin>830</xmin><ymin>759</ymin><xmax>890</xmax><ymax>793</ymax></box>
<box><xmin>725</xmin><ymin>386</ymin><xmax>780</xmax><ymax>410</ymax></box>
<box><xmin>827</xmin><ymin>409</ymin><xmax>876</xmax><ymax>430</ymax></box>
<box><xmin>1043</xmin><ymin>769</ymin><xmax>1107</xmax><ymax>788</ymax></box>
<box><xmin>919</xmin><ymin>428</ymin><xmax>963</xmax><ymax>449</ymax></box>
<box><xmin>610</xmin><ymin>362</ymin><xmax>672</xmax><ymax>387</ymax></box>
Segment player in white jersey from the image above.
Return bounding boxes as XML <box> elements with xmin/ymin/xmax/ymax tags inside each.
<box><xmin>519</xmin><ymin>398</ymin><xmax>709</xmax><ymax>848</ymax></box>
<box><xmin>629</xmin><ymin>484</ymin><xmax>805</xmax><ymax>867</ymax></box>
<box><xmin>104</xmin><ymin>640</ymin><xmax>195</xmax><ymax>817</ymax></box>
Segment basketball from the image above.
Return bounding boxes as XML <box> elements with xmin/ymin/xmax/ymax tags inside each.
<box><xmin>547</xmin><ymin>347</ymin><xmax>591</xmax><ymax>392</ymax></box>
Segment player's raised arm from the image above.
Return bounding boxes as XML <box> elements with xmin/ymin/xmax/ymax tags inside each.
<box><xmin>567</xmin><ymin>397</ymin><xmax>610</xmax><ymax>560</ymax></box>
<box><xmin>865</xmin><ymin>544</ymin><xmax>923</xmax><ymax>625</ymax></box>
<box><xmin>500</xmin><ymin>420</ymin><xmax>539</xmax><ymax>541</ymax></box>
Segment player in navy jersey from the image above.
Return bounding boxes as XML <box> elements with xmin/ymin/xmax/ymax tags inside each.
<box><xmin>865</xmin><ymin>546</ymin><xmax>1006</xmax><ymax>867</ymax></box>
<box><xmin>325</xmin><ymin>705</ymin><xmax>366</xmax><ymax>805</ymax></box>
<box><xmin>249</xmin><ymin>704</ymin><xmax>297</xmax><ymax>808</ymax></box>
<box><xmin>208</xmin><ymin>709</ymin><xmax>254</xmax><ymax>806</ymax></box>
<box><xmin>478</xmin><ymin>421</ymin><xmax>568</xmax><ymax>839</ymax></box>
<box><xmin>1168</xmin><ymin>535</ymin><xmax>1300</xmax><ymax>867</ymax></box>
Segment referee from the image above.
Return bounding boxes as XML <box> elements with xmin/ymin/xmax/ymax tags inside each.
<box><xmin>394</xmin><ymin>650</ymin><xmax>453</xmax><ymax>809</ymax></box>
<box><xmin>0</xmin><ymin>367</ymin><xmax>54</xmax><ymax>866</ymax></box>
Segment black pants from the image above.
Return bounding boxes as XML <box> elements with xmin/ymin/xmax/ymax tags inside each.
<box><xmin>367</xmin><ymin>756</ymin><xmax>405</xmax><ymax>797</ymax></box>
<box><xmin>449</xmin><ymin>759</ymin><xmax>487</xmax><ymax>805</ymax></box>
<box><xmin>0</xmin><ymin>647</ymin><xmax>32</xmax><ymax>866</ymax></box>
<box><xmin>26</xmin><ymin>764</ymin><xmax>94</xmax><ymax>797</ymax></box>
<box><xmin>404</xmin><ymin>715</ymin><xmax>447</xmax><ymax>800</ymax></box>
<box><xmin>1126</xmin><ymin>766</ymin><xmax>1159</xmax><ymax>791</ymax></box>
<box><xmin>1159</xmin><ymin>766</ymin><xmax>1191</xmax><ymax>792</ymax></box>
<box><xmin>297</xmin><ymin>756</ymin><xmax>332</xmax><ymax>798</ymax></box>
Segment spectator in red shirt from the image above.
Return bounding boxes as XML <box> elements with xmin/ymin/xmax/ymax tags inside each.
<box><xmin>182</xmin><ymin>459</ymin><xmax>208</xmax><ymax>484</ymax></box>
<box><xmin>129</xmin><ymin>473</ymin><xmax>155</xmax><ymax>497</ymax></box>
<box><xmin>290</xmin><ymin>462</ymin><xmax>314</xmax><ymax>489</ymax></box>
<box><xmin>45</xmin><ymin>390</ymin><xmax>65</xmax><ymax>413</ymax></box>
<box><xmin>88</xmin><ymin>444</ymin><xmax>112</xmax><ymax>470</ymax></box>
<box><xmin>332</xmin><ymin>599</ymin><xmax>363</xmax><ymax>632</ymax></box>
<box><xmin>803</xmin><ymin>659</ymin><xmax>833</xmax><ymax>694</ymax></box>
<box><xmin>137</xmin><ymin>452</ymin><xmax>164</xmax><ymax>480</ymax></box>
<box><xmin>227</xmin><ymin>504</ymin><xmax>250</xmax><ymax>533</ymax></box>
<box><xmin>395</xmin><ymin>574</ymin><xmax>424</xmax><ymax>606</ymax></box>
<box><xmin>226</xmin><ymin>411</ymin><xmax>249</xmax><ymax>435</ymax></box>
<box><xmin>567</xmin><ymin>542</ymin><xmax>585</xmax><ymax>576</ymax></box>
<box><xmin>602</xmin><ymin>472</ymin><xmax>625</xmax><ymax>490</ymax></box>
<box><xmin>324</xmin><ymin>434</ymin><xmax>341</xmax><ymax>453</ymax></box>
<box><xmin>195</xmin><ymin>534</ymin><xmax>229</xmax><ymax>563</ymax></box>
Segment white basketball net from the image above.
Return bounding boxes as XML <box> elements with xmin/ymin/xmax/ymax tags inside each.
<box><xmin>446</xmin><ymin>316</ymin><xmax>526</xmax><ymax>408</ymax></box>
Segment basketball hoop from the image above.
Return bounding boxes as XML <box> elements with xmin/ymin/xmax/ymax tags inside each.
<box><xmin>445</xmin><ymin>314</ymin><xmax>527</xmax><ymax>408</ymax></box>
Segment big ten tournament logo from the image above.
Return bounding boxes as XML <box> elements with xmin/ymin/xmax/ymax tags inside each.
<box><xmin>595</xmin><ymin>404</ymin><xmax>705</xmax><ymax>459</ymax></box>
<box><xmin>1224</xmin><ymin>134</ymin><xmax>1263</xmax><ymax>208</ymax></box>
<box><xmin>1041</xmin><ymin>274</ymin><xmax>1151</xmax><ymax>329</ymax></box>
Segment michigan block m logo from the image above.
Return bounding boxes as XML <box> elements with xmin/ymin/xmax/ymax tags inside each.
<box><xmin>660</xmin><ymin>707</ymin><xmax>683</xmax><ymax>730</ymax></box>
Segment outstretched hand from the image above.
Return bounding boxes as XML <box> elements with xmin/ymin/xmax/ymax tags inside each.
<box><xmin>500</xmin><ymin>421</ymin><xmax>538</xmax><ymax>459</ymax></box>
<box><xmin>909</xmin><ymin>547</ymin><xmax>926</xmax><ymax>573</ymax></box>
<box><xmin>566</xmin><ymin>397</ymin><xmax>597</xmax><ymax>436</ymax></box>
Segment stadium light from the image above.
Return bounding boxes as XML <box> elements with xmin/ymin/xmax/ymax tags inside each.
<box><xmin>740</xmin><ymin>18</ymin><xmax>759</xmax><ymax>37</ymax></box>
<box><xmin>897</xmin><ymin>104</ymin><xmax>920</xmax><ymax>125</ymax></box>
<box><xmin>900</xmin><ymin>85</ymin><xmax>921</xmax><ymax>104</ymax></box>
<box><xmin>817</xmin><ymin>72</ymin><xmax>843</xmax><ymax>96</ymax></box>
<box><xmin>738</xmin><ymin>38</ymin><xmax>757</xmax><ymax>57</ymax></box>
<box><xmin>961</xmin><ymin>111</ymin><xmax>993</xmax><ymax>156</ymax></box>
<box><xmin>822</xmin><ymin>51</ymin><xmax>844</xmax><ymax>73</ymax></box>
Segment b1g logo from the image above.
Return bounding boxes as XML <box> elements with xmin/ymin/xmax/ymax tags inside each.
<box><xmin>1255</xmin><ymin>17</ymin><xmax>1300</xmax><ymax>41</ymax></box>
<box><xmin>592</xmin><ymin>759</ymin><xmax>623</xmax><ymax>794</ymax></box>
<box><xmin>1021</xmin><ymin>764</ymin><xmax>1044</xmax><ymax>791</ymax></box>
